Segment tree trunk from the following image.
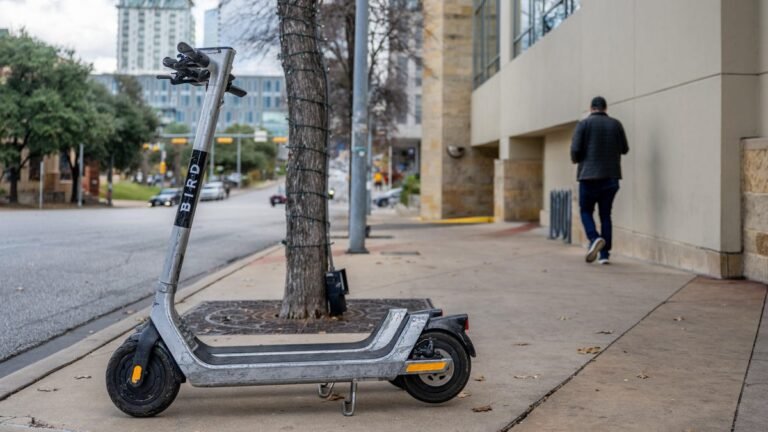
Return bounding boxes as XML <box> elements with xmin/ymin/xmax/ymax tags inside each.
<box><xmin>8</xmin><ymin>165</ymin><xmax>19</xmax><ymax>204</ymax></box>
<box><xmin>68</xmin><ymin>155</ymin><xmax>79</xmax><ymax>204</ymax></box>
<box><xmin>107</xmin><ymin>155</ymin><xmax>114</xmax><ymax>207</ymax></box>
<box><xmin>277</xmin><ymin>0</ymin><xmax>331</xmax><ymax>319</ymax></box>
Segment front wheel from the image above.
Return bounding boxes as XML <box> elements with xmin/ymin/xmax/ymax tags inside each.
<box><xmin>402</xmin><ymin>331</ymin><xmax>471</xmax><ymax>404</ymax></box>
<box><xmin>105</xmin><ymin>339</ymin><xmax>181</xmax><ymax>417</ymax></box>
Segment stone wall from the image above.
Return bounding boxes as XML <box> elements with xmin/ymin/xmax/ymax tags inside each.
<box><xmin>494</xmin><ymin>159</ymin><xmax>542</xmax><ymax>221</ymax></box>
<box><xmin>420</xmin><ymin>0</ymin><xmax>494</xmax><ymax>220</ymax></box>
<box><xmin>743</xmin><ymin>138</ymin><xmax>768</xmax><ymax>283</ymax></box>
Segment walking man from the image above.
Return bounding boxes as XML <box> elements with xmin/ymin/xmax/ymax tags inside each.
<box><xmin>571</xmin><ymin>96</ymin><xmax>629</xmax><ymax>264</ymax></box>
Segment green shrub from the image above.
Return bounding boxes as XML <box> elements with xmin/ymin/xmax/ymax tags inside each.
<box><xmin>0</xmin><ymin>187</ymin><xmax>6</xmax><ymax>197</ymax></box>
<box><xmin>400</xmin><ymin>174</ymin><xmax>420</xmax><ymax>206</ymax></box>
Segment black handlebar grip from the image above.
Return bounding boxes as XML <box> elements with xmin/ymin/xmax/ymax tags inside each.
<box><xmin>162</xmin><ymin>57</ymin><xmax>177</xmax><ymax>68</ymax></box>
<box><xmin>177</xmin><ymin>42</ymin><xmax>209</xmax><ymax>67</ymax></box>
<box><xmin>227</xmin><ymin>85</ymin><xmax>247</xmax><ymax>98</ymax></box>
<box><xmin>156</xmin><ymin>74</ymin><xmax>172</xmax><ymax>80</ymax></box>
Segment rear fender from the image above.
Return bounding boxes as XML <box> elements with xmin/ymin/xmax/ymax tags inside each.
<box><xmin>423</xmin><ymin>314</ymin><xmax>476</xmax><ymax>358</ymax></box>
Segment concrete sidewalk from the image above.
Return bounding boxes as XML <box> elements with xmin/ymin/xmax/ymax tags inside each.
<box><xmin>0</xmin><ymin>214</ymin><xmax>765</xmax><ymax>431</ymax></box>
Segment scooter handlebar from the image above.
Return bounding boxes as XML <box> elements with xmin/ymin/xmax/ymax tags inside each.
<box><xmin>227</xmin><ymin>85</ymin><xmax>247</xmax><ymax>98</ymax></box>
<box><xmin>177</xmin><ymin>42</ymin><xmax>209</xmax><ymax>67</ymax></box>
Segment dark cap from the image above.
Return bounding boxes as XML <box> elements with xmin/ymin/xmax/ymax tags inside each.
<box><xmin>591</xmin><ymin>96</ymin><xmax>607</xmax><ymax>110</ymax></box>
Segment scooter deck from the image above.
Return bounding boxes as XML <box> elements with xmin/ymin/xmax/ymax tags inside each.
<box><xmin>198</xmin><ymin>308</ymin><xmax>408</xmax><ymax>356</ymax></box>
<box><xmin>193</xmin><ymin>316</ymin><xmax>408</xmax><ymax>365</ymax></box>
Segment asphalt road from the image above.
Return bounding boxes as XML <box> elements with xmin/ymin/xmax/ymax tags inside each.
<box><xmin>0</xmin><ymin>186</ymin><xmax>287</xmax><ymax>362</ymax></box>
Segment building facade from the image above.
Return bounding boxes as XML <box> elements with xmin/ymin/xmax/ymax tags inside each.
<box><xmin>422</xmin><ymin>0</ymin><xmax>768</xmax><ymax>282</ymax></box>
<box><xmin>91</xmin><ymin>74</ymin><xmax>287</xmax><ymax>135</ymax></box>
<box><xmin>203</xmin><ymin>7</ymin><xmax>220</xmax><ymax>47</ymax></box>
<box><xmin>117</xmin><ymin>0</ymin><xmax>195</xmax><ymax>74</ymax></box>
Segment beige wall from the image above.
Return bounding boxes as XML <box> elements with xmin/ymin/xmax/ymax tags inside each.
<box><xmin>471</xmin><ymin>0</ymin><xmax>764</xmax><ymax>277</ymax></box>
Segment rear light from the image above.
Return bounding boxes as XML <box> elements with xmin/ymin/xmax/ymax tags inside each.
<box><xmin>464</xmin><ymin>317</ymin><xmax>469</xmax><ymax>331</ymax></box>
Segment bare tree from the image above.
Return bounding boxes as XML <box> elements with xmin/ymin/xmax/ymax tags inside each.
<box><xmin>222</xmin><ymin>0</ymin><xmax>422</xmax><ymax>317</ymax></box>
<box><xmin>226</xmin><ymin>0</ymin><xmax>423</xmax><ymax>146</ymax></box>
<box><xmin>276</xmin><ymin>0</ymin><xmax>331</xmax><ymax>319</ymax></box>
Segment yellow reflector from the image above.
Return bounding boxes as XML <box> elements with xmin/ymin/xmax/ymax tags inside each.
<box><xmin>406</xmin><ymin>361</ymin><xmax>448</xmax><ymax>373</ymax></box>
<box><xmin>131</xmin><ymin>365</ymin><xmax>143</xmax><ymax>384</ymax></box>
<box><xmin>273</xmin><ymin>136</ymin><xmax>288</xmax><ymax>143</ymax></box>
<box><xmin>216</xmin><ymin>137</ymin><xmax>234</xmax><ymax>144</ymax></box>
<box><xmin>170</xmin><ymin>138</ymin><xmax>188</xmax><ymax>145</ymax></box>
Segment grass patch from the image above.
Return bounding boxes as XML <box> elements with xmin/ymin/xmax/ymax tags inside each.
<box><xmin>100</xmin><ymin>182</ymin><xmax>161</xmax><ymax>201</ymax></box>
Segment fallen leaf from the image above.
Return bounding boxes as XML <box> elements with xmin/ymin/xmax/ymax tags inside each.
<box><xmin>673</xmin><ymin>316</ymin><xmax>685</xmax><ymax>322</ymax></box>
<box><xmin>473</xmin><ymin>375</ymin><xmax>486</xmax><ymax>382</ymax></box>
<box><xmin>457</xmin><ymin>391</ymin><xmax>471</xmax><ymax>398</ymax></box>
<box><xmin>514</xmin><ymin>343</ymin><xmax>530</xmax><ymax>346</ymax></box>
<box><xmin>595</xmin><ymin>330</ymin><xmax>613</xmax><ymax>335</ymax></box>
<box><xmin>16</xmin><ymin>286</ymin><xmax>24</xmax><ymax>292</ymax></box>
<box><xmin>36</xmin><ymin>387</ymin><xmax>58</xmax><ymax>392</ymax></box>
<box><xmin>123</xmin><ymin>309</ymin><xmax>135</xmax><ymax>315</ymax></box>
<box><xmin>327</xmin><ymin>393</ymin><xmax>345</xmax><ymax>401</ymax></box>
<box><xmin>74</xmin><ymin>375</ymin><xmax>92</xmax><ymax>380</ymax></box>
<box><xmin>513</xmin><ymin>375</ymin><xmax>540</xmax><ymax>380</ymax></box>
<box><xmin>637</xmin><ymin>373</ymin><xmax>649</xmax><ymax>379</ymax></box>
<box><xmin>577</xmin><ymin>346</ymin><xmax>601</xmax><ymax>355</ymax></box>
<box><xmin>472</xmin><ymin>405</ymin><xmax>493</xmax><ymax>413</ymax></box>
<box><xmin>559</xmin><ymin>316</ymin><xmax>570</xmax><ymax>321</ymax></box>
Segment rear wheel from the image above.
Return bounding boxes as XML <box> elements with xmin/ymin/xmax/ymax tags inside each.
<box><xmin>402</xmin><ymin>331</ymin><xmax>471</xmax><ymax>404</ymax></box>
<box><xmin>105</xmin><ymin>339</ymin><xmax>181</xmax><ymax>417</ymax></box>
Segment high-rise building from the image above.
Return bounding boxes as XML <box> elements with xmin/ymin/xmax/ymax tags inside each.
<box><xmin>203</xmin><ymin>7</ymin><xmax>219</xmax><ymax>47</ymax></box>
<box><xmin>91</xmin><ymin>73</ymin><xmax>287</xmax><ymax>136</ymax></box>
<box><xmin>117</xmin><ymin>0</ymin><xmax>195</xmax><ymax>74</ymax></box>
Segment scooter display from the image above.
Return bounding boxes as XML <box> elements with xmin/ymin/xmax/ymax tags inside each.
<box><xmin>105</xmin><ymin>42</ymin><xmax>476</xmax><ymax>417</ymax></box>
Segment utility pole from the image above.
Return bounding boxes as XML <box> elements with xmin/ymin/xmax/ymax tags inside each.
<box><xmin>38</xmin><ymin>160</ymin><xmax>44</xmax><ymax>209</ymax></box>
<box><xmin>210</xmin><ymin>141</ymin><xmax>215</xmax><ymax>180</ymax></box>
<box><xmin>236</xmin><ymin>135</ymin><xmax>242</xmax><ymax>188</ymax></box>
<box><xmin>388</xmin><ymin>144</ymin><xmax>392</xmax><ymax>191</ymax></box>
<box><xmin>348</xmin><ymin>0</ymin><xmax>369</xmax><ymax>253</ymax></box>
<box><xmin>78</xmin><ymin>143</ymin><xmax>84</xmax><ymax>208</ymax></box>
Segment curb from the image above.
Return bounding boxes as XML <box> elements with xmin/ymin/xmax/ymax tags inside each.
<box><xmin>420</xmin><ymin>216</ymin><xmax>495</xmax><ymax>224</ymax></box>
<box><xmin>0</xmin><ymin>243</ymin><xmax>282</xmax><ymax>401</ymax></box>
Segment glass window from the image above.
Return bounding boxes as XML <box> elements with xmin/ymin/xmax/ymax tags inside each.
<box><xmin>247</xmin><ymin>111</ymin><xmax>254</xmax><ymax>123</ymax></box>
<box><xmin>275</xmin><ymin>80</ymin><xmax>281</xmax><ymax>92</ymax></box>
<box><xmin>264</xmin><ymin>80</ymin><xmax>272</xmax><ymax>92</ymax></box>
<box><xmin>226</xmin><ymin>112</ymin><xmax>232</xmax><ymax>122</ymax></box>
<box><xmin>59</xmin><ymin>151</ymin><xmax>72</xmax><ymax>180</ymax></box>
<box><xmin>274</xmin><ymin>97</ymin><xmax>281</xmax><ymax>108</ymax></box>
<box><xmin>473</xmin><ymin>0</ymin><xmax>499</xmax><ymax>88</ymax></box>
<box><xmin>513</xmin><ymin>0</ymin><xmax>580</xmax><ymax>58</ymax></box>
<box><xmin>28</xmin><ymin>155</ymin><xmax>42</xmax><ymax>181</ymax></box>
<box><xmin>414</xmin><ymin>95</ymin><xmax>422</xmax><ymax>124</ymax></box>
<box><xmin>264</xmin><ymin>97</ymin><xmax>271</xmax><ymax>109</ymax></box>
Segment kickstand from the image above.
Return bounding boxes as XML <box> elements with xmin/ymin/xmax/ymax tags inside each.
<box><xmin>342</xmin><ymin>380</ymin><xmax>357</xmax><ymax>416</ymax></box>
<box><xmin>318</xmin><ymin>382</ymin><xmax>335</xmax><ymax>399</ymax></box>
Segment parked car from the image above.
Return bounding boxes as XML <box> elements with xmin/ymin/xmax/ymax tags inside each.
<box><xmin>270</xmin><ymin>192</ymin><xmax>287</xmax><ymax>207</ymax></box>
<box><xmin>148</xmin><ymin>188</ymin><xmax>181</xmax><ymax>207</ymax></box>
<box><xmin>373</xmin><ymin>188</ymin><xmax>401</xmax><ymax>208</ymax></box>
<box><xmin>200</xmin><ymin>182</ymin><xmax>226</xmax><ymax>201</ymax></box>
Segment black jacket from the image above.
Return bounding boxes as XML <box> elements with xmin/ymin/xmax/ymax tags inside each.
<box><xmin>571</xmin><ymin>112</ymin><xmax>629</xmax><ymax>180</ymax></box>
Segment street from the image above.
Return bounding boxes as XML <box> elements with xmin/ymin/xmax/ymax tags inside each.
<box><xmin>0</xmin><ymin>186</ymin><xmax>286</xmax><ymax>363</ymax></box>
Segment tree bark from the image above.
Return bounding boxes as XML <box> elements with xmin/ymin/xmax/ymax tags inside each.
<box><xmin>8</xmin><ymin>165</ymin><xmax>18</xmax><ymax>204</ymax></box>
<box><xmin>107</xmin><ymin>155</ymin><xmax>114</xmax><ymax>207</ymax></box>
<box><xmin>277</xmin><ymin>0</ymin><xmax>331</xmax><ymax>319</ymax></box>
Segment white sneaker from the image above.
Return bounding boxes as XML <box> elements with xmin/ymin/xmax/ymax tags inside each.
<box><xmin>598</xmin><ymin>257</ymin><xmax>610</xmax><ymax>265</ymax></box>
<box><xmin>586</xmin><ymin>238</ymin><xmax>605</xmax><ymax>263</ymax></box>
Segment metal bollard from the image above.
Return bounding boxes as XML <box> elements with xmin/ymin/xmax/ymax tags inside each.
<box><xmin>548</xmin><ymin>189</ymin><xmax>572</xmax><ymax>244</ymax></box>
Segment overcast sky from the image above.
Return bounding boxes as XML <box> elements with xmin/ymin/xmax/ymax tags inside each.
<box><xmin>0</xmin><ymin>0</ymin><xmax>276</xmax><ymax>73</ymax></box>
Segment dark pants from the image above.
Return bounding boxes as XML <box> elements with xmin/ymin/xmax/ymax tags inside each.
<box><xmin>579</xmin><ymin>178</ymin><xmax>620</xmax><ymax>259</ymax></box>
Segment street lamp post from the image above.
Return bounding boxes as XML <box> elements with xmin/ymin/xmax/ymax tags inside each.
<box><xmin>236</xmin><ymin>135</ymin><xmax>242</xmax><ymax>188</ymax></box>
<box><xmin>348</xmin><ymin>0</ymin><xmax>370</xmax><ymax>254</ymax></box>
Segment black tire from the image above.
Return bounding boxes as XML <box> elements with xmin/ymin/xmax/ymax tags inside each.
<box><xmin>105</xmin><ymin>340</ymin><xmax>181</xmax><ymax>417</ymax></box>
<box><xmin>402</xmin><ymin>331</ymin><xmax>471</xmax><ymax>404</ymax></box>
<box><xmin>389</xmin><ymin>376</ymin><xmax>406</xmax><ymax>390</ymax></box>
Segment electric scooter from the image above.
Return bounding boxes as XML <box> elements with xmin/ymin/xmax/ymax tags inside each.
<box><xmin>105</xmin><ymin>42</ymin><xmax>476</xmax><ymax>417</ymax></box>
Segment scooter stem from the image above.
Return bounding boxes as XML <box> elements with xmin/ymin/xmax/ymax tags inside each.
<box><xmin>159</xmin><ymin>47</ymin><xmax>236</xmax><ymax>291</ymax></box>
